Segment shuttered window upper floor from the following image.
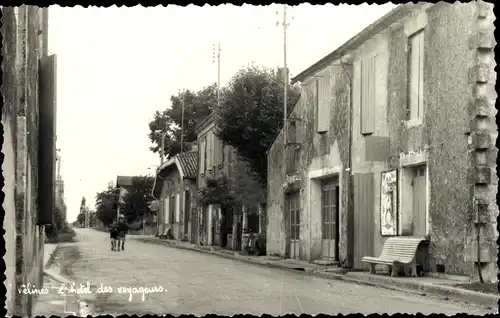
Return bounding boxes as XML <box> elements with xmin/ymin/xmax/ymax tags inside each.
<box><xmin>316</xmin><ymin>74</ymin><xmax>330</xmax><ymax>133</ymax></box>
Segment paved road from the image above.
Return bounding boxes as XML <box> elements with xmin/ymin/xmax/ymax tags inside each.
<box><xmin>68</xmin><ymin>229</ymin><xmax>491</xmax><ymax>316</ymax></box>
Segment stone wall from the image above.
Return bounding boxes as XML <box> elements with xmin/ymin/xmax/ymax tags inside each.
<box><xmin>1</xmin><ymin>6</ymin><xmax>50</xmax><ymax>316</ymax></box>
<box><xmin>267</xmin><ymin>65</ymin><xmax>352</xmax><ymax>261</ymax></box>
<box><xmin>384</xmin><ymin>2</ymin><xmax>497</xmax><ymax>279</ymax></box>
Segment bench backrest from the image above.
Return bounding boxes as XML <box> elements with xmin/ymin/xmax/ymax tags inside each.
<box><xmin>379</xmin><ymin>237</ymin><xmax>426</xmax><ymax>263</ymax></box>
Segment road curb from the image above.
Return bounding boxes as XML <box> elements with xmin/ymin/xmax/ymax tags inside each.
<box><xmin>45</xmin><ymin>244</ymin><xmax>60</xmax><ymax>269</ymax></box>
<box><xmin>135</xmin><ymin>236</ymin><xmax>498</xmax><ymax>308</ymax></box>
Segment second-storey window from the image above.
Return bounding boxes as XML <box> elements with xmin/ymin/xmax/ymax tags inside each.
<box><xmin>316</xmin><ymin>75</ymin><xmax>330</xmax><ymax>133</ymax></box>
<box><xmin>408</xmin><ymin>29</ymin><xmax>424</xmax><ymax>121</ymax></box>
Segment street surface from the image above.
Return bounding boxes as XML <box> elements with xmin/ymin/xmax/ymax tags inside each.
<box><xmin>67</xmin><ymin>229</ymin><xmax>491</xmax><ymax>316</ymax></box>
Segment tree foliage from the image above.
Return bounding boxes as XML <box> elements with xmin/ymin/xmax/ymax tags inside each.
<box><xmin>214</xmin><ymin>65</ymin><xmax>300</xmax><ymax>185</ymax></box>
<box><xmin>121</xmin><ymin>175</ymin><xmax>156</xmax><ymax>223</ymax></box>
<box><xmin>95</xmin><ymin>186</ymin><xmax>119</xmax><ymax>226</ymax></box>
<box><xmin>148</xmin><ymin>84</ymin><xmax>217</xmax><ymax>159</ymax></box>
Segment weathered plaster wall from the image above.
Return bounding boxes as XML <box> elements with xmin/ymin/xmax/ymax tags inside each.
<box><xmin>2</xmin><ymin>6</ymin><xmax>47</xmax><ymax>316</ymax></box>
<box><xmin>2</xmin><ymin>7</ymin><xmax>19</xmax><ymax>314</ymax></box>
<box><xmin>267</xmin><ymin>65</ymin><xmax>351</xmax><ymax>261</ymax></box>
<box><xmin>384</xmin><ymin>2</ymin><xmax>497</xmax><ymax>277</ymax></box>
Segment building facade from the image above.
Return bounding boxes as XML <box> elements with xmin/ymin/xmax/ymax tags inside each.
<box><xmin>267</xmin><ymin>2</ymin><xmax>497</xmax><ymax>281</ymax></box>
<box><xmin>196</xmin><ymin>114</ymin><xmax>265</xmax><ymax>249</ymax></box>
<box><xmin>2</xmin><ymin>6</ymin><xmax>55</xmax><ymax>315</ymax></box>
<box><xmin>152</xmin><ymin>151</ymin><xmax>198</xmax><ymax>242</ymax></box>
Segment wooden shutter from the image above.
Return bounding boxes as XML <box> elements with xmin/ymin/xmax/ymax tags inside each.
<box><xmin>417</xmin><ymin>32</ymin><xmax>424</xmax><ymax>119</ymax></box>
<box><xmin>409</xmin><ymin>30</ymin><xmax>424</xmax><ymax>120</ymax></box>
<box><xmin>200</xmin><ymin>139</ymin><xmax>205</xmax><ymax>173</ymax></box>
<box><xmin>361</xmin><ymin>56</ymin><xmax>375</xmax><ymax>134</ymax></box>
<box><xmin>175</xmin><ymin>193</ymin><xmax>180</xmax><ymax>223</ymax></box>
<box><xmin>317</xmin><ymin>75</ymin><xmax>330</xmax><ymax>133</ymax></box>
<box><xmin>165</xmin><ymin>196</ymin><xmax>170</xmax><ymax>223</ymax></box>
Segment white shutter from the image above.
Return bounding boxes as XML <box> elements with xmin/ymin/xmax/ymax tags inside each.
<box><xmin>175</xmin><ymin>193</ymin><xmax>180</xmax><ymax>223</ymax></box>
<box><xmin>361</xmin><ymin>56</ymin><xmax>375</xmax><ymax>134</ymax></box>
<box><xmin>317</xmin><ymin>75</ymin><xmax>330</xmax><ymax>132</ymax></box>
<box><xmin>200</xmin><ymin>139</ymin><xmax>205</xmax><ymax>172</ymax></box>
<box><xmin>417</xmin><ymin>32</ymin><xmax>424</xmax><ymax>119</ymax></box>
<box><xmin>409</xmin><ymin>32</ymin><xmax>421</xmax><ymax>120</ymax></box>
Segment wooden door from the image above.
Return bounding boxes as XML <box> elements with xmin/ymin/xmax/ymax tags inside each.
<box><xmin>286</xmin><ymin>192</ymin><xmax>300</xmax><ymax>259</ymax></box>
<box><xmin>321</xmin><ymin>179</ymin><xmax>339</xmax><ymax>260</ymax></box>
<box><xmin>184</xmin><ymin>191</ymin><xmax>190</xmax><ymax>235</ymax></box>
<box><xmin>353</xmin><ymin>173</ymin><xmax>375</xmax><ymax>270</ymax></box>
<box><xmin>412</xmin><ymin>166</ymin><xmax>427</xmax><ymax>236</ymax></box>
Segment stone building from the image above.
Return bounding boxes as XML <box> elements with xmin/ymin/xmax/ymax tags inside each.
<box><xmin>266</xmin><ymin>2</ymin><xmax>497</xmax><ymax>281</ymax></box>
<box><xmin>195</xmin><ymin>114</ymin><xmax>265</xmax><ymax>249</ymax></box>
<box><xmin>2</xmin><ymin>6</ymin><xmax>57</xmax><ymax>315</ymax></box>
<box><xmin>152</xmin><ymin>151</ymin><xmax>198</xmax><ymax>242</ymax></box>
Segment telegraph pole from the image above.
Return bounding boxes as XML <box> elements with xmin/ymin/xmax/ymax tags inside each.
<box><xmin>282</xmin><ymin>5</ymin><xmax>289</xmax><ymax>147</ymax></box>
<box><xmin>180</xmin><ymin>89</ymin><xmax>185</xmax><ymax>154</ymax></box>
<box><xmin>213</xmin><ymin>42</ymin><xmax>221</xmax><ymax>108</ymax></box>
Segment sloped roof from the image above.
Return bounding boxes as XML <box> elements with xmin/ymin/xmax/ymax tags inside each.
<box><xmin>292</xmin><ymin>3</ymin><xmax>424</xmax><ymax>83</ymax></box>
<box><xmin>176</xmin><ymin>151</ymin><xmax>198</xmax><ymax>179</ymax></box>
<box><xmin>151</xmin><ymin>151</ymin><xmax>198</xmax><ymax>198</ymax></box>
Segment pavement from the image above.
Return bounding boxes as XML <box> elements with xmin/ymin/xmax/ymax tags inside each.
<box><xmin>32</xmin><ymin>241</ymin><xmax>89</xmax><ymax>317</ymax></box>
<box><xmin>30</xmin><ymin>228</ymin><xmax>496</xmax><ymax>316</ymax></box>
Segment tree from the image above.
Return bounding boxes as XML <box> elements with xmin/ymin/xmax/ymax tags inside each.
<box><xmin>148</xmin><ymin>84</ymin><xmax>217</xmax><ymax>159</ymax></box>
<box><xmin>121</xmin><ymin>175</ymin><xmax>156</xmax><ymax>223</ymax></box>
<box><xmin>214</xmin><ymin>65</ymin><xmax>300</xmax><ymax>186</ymax></box>
<box><xmin>95</xmin><ymin>186</ymin><xmax>119</xmax><ymax>226</ymax></box>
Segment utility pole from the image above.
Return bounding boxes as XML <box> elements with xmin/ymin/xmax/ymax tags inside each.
<box><xmin>282</xmin><ymin>5</ymin><xmax>289</xmax><ymax>147</ymax></box>
<box><xmin>213</xmin><ymin>42</ymin><xmax>221</xmax><ymax>108</ymax></box>
<box><xmin>180</xmin><ymin>89</ymin><xmax>185</xmax><ymax>154</ymax></box>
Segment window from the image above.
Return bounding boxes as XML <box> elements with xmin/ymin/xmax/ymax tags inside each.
<box><xmin>408</xmin><ymin>30</ymin><xmax>424</xmax><ymax>121</ymax></box>
<box><xmin>286</xmin><ymin>191</ymin><xmax>301</xmax><ymax>240</ymax></box>
<box><xmin>316</xmin><ymin>75</ymin><xmax>330</xmax><ymax>133</ymax></box>
<box><xmin>361</xmin><ymin>55</ymin><xmax>376</xmax><ymax>135</ymax></box>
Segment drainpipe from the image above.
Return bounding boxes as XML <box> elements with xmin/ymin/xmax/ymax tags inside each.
<box><xmin>341</xmin><ymin>55</ymin><xmax>353</xmax><ymax>268</ymax></box>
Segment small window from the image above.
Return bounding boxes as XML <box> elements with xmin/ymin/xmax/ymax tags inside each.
<box><xmin>407</xmin><ymin>29</ymin><xmax>425</xmax><ymax>121</ymax></box>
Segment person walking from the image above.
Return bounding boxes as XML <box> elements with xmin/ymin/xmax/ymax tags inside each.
<box><xmin>109</xmin><ymin>222</ymin><xmax>120</xmax><ymax>251</ymax></box>
<box><xmin>116</xmin><ymin>214</ymin><xmax>129</xmax><ymax>251</ymax></box>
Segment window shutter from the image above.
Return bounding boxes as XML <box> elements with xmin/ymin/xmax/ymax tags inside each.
<box><xmin>200</xmin><ymin>139</ymin><xmax>205</xmax><ymax>173</ymax></box>
<box><xmin>361</xmin><ymin>57</ymin><xmax>375</xmax><ymax>134</ymax></box>
<box><xmin>409</xmin><ymin>33</ymin><xmax>420</xmax><ymax>120</ymax></box>
<box><xmin>417</xmin><ymin>32</ymin><xmax>424</xmax><ymax>118</ymax></box>
<box><xmin>318</xmin><ymin>75</ymin><xmax>330</xmax><ymax>132</ymax></box>
<box><xmin>175</xmin><ymin>193</ymin><xmax>180</xmax><ymax>223</ymax></box>
<box><xmin>164</xmin><ymin>196</ymin><xmax>169</xmax><ymax>223</ymax></box>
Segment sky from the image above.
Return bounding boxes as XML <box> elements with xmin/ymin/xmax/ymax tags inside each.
<box><xmin>48</xmin><ymin>3</ymin><xmax>396</xmax><ymax>222</ymax></box>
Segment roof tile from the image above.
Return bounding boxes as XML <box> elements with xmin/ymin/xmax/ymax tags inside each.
<box><xmin>177</xmin><ymin>151</ymin><xmax>198</xmax><ymax>179</ymax></box>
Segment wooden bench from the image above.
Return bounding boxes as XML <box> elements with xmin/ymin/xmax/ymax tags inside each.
<box><xmin>362</xmin><ymin>237</ymin><xmax>427</xmax><ymax>277</ymax></box>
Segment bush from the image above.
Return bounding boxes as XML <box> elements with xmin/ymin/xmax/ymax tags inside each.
<box><xmin>45</xmin><ymin>224</ymin><xmax>77</xmax><ymax>243</ymax></box>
